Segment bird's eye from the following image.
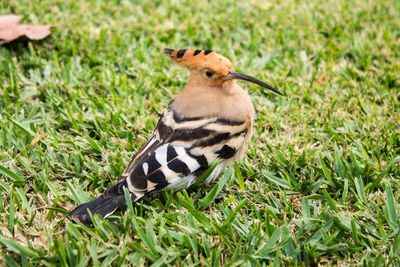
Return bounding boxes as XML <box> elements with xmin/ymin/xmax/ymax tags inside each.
<box><xmin>202</xmin><ymin>69</ymin><xmax>216</xmax><ymax>80</ymax></box>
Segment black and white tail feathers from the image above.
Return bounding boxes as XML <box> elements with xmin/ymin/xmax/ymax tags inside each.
<box><xmin>68</xmin><ymin>179</ymin><xmax>132</xmax><ymax>225</ymax></box>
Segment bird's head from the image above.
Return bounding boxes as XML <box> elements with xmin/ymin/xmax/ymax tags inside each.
<box><xmin>164</xmin><ymin>48</ymin><xmax>283</xmax><ymax>95</ymax></box>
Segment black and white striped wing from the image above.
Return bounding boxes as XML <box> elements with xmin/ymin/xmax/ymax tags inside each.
<box><xmin>121</xmin><ymin>105</ymin><xmax>249</xmax><ymax>198</ymax></box>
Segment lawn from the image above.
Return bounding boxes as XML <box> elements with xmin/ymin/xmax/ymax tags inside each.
<box><xmin>0</xmin><ymin>0</ymin><xmax>399</xmax><ymax>265</ymax></box>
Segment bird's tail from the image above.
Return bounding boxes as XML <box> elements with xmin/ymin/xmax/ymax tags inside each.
<box><xmin>67</xmin><ymin>195</ymin><xmax>125</xmax><ymax>225</ymax></box>
<box><xmin>67</xmin><ymin>179</ymin><xmax>131</xmax><ymax>225</ymax></box>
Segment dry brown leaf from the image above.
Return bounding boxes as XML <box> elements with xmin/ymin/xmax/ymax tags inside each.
<box><xmin>0</xmin><ymin>14</ymin><xmax>20</xmax><ymax>40</ymax></box>
<box><xmin>0</xmin><ymin>14</ymin><xmax>51</xmax><ymax>44</ymax></box>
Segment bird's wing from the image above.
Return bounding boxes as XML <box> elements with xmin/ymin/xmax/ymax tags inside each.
<box><xmin>69</xmin><ymin>104</ymin><xmax>250</xmax><ymax>224</ymax></box>
<box><xmin>117</xmin><ymin>104</ymin><xmax>249</xmax><ymax>197</ymax></box>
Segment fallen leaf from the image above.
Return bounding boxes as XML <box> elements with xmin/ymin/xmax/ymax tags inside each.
<box><xmin>0</xmin><ymin>14</ymin><xmax>20</xmax><ymax>40</ymax></box>
<box><xmin>0</xmin><ymin>14</ymin><xmax>51</xmax><ymax>44</ymax></box>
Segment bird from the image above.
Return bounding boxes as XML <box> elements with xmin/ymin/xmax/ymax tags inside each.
<box><xmin>68</xmin><ymin>48</ymin><xmax>283</xmax><ymax>224</ymax></box>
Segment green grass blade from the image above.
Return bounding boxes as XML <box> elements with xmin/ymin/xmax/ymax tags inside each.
<box><xmin>385</xmin><ymin>186</ymin><xmax>398</xmax><ymax>229</ymax></box>
<box><xmin>0</xmin><ymin>165</ymin><xmax>25</xmax><ymax>183</ymax></box>
<box><xmin>0</xmin><ymin>236</ymin><xmax>38</xmax><ymax>258</ymax></box>
<box><xmin>199</xmin><ymin>166</ymin><xmax>233</xmax><ymax>210</ymax></box>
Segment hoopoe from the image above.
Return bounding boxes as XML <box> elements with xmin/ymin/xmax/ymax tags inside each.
<box><xmin>68</xmin><ymin>48</ymin><xmax>283</xmax><ymax>224</ymax></box>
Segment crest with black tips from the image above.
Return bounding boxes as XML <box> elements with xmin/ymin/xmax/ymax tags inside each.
<box><xmin>163</xmin><ymin>48</ymin><xmax>233</xmax><ymax>75</ymax></box>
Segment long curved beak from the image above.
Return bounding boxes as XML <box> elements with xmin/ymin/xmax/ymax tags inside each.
<box><xmin>225</xmin><ymin>71</ymin><xmax>283</xmax><ymax>96</ymax></box>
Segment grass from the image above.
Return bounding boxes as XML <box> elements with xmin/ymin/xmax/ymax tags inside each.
<box><xmin>0</xmin><ymin>0</ymin><xmax>399</xmax><ymax>265</ymax></box>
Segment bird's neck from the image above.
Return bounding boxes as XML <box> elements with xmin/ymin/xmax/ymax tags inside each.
<box><xmin>172</xmin><ymin>77</ymin><xmax>254</xmax><ymax>122</ymax></box>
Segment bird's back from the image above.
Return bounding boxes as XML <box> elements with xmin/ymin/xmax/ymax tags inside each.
<box><xmin>122</xmin><ymin>86</ymin><xmax>254</xmax><ymax>195</ymax></box>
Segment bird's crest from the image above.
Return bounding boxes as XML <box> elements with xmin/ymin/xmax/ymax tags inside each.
<box><xmin>164</xmin><ymin>48</ymin><xmax>233</xmax><ymax>75</ymax></box>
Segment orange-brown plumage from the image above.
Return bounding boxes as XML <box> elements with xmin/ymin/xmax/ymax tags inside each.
<box><xmin>164</xmin><ymin>48</ymin><xmax>233</xmax><ymax>76</ymax></box>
